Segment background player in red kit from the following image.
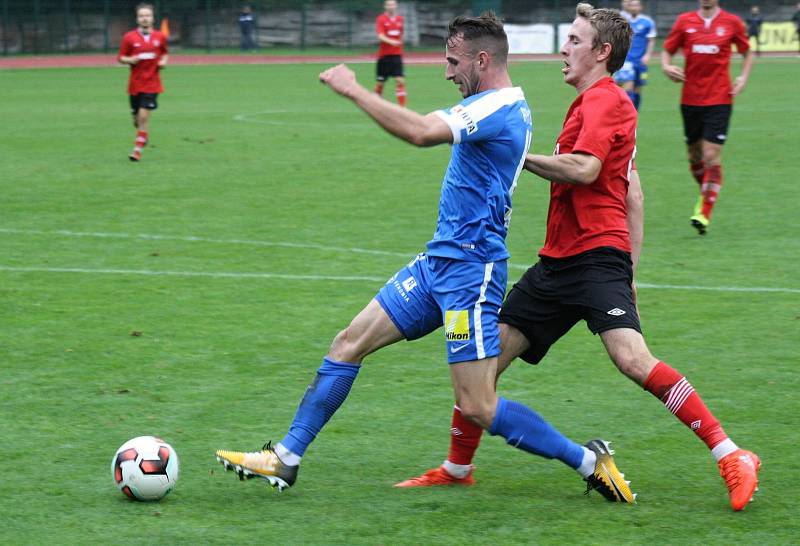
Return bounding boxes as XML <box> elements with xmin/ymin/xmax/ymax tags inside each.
<box><xmin>374</xmin><ymin>0</ymin><xmax>406</xmax><ymax>106</ymax></box>
<box><xmin>661</xmin><ymin>0</ymin><xmax>753</xmax><ymax>235</ymax></box>
<box><xmin>397</xmin><ymin>2</ymin><xmax>761</xmax><ymax>513</ymax></box>
<box><xmin>118</xmin><ymin>3</ymin><xmax>168</xmax><ymax>162</ymax></box>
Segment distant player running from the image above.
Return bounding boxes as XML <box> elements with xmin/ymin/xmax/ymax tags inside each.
<box><xmin>216</xmin><ymin>12</ymin><xmax>635</xmax><ymax>503</ymax></box>
<box><xmin>661</xmin><ymin>0</ymin><xmax>754</xmax><ymax>234</ymax></box>
<box><xmin>374</xmin><ymin>0</ymin><xmax>407</xmax><ymax>106</ymax></box>
<box><xmin>118</xmin><ymin>2</ymin><xmax>168</xmax><ymax>162</ymax></box>
<box><xmin>613</xmin><ymin>0</ymin><xmax>655</xmax><ymax>110</ymax></box>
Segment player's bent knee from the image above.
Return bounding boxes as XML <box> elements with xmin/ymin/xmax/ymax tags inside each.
<box><xmin>456</xmin><ymin>399</ymin><xmax>494</xmax><ymax>429</ymax></box>
<box><xmin>611</xmin><ymin>352</ymin><xmax>656</xmax><ymax>384</ymax></box>
<box><xmin>327</xmin><ymin>327</ymin><xmax>366</xmax><ymax>364</ymax></box>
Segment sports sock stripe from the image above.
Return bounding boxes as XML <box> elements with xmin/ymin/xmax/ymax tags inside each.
<box><xmin>665</xmin><ymin>378</ymin><xmax>695</xmax><ymax>414</ymax></box>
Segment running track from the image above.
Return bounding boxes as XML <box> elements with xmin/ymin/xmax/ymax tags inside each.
<box><xmin>0</xmin><ymin>52</ymin><xmax>561</xmax><ymax>69</ymax></box>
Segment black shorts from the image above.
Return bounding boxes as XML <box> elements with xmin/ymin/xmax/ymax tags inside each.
<box><xmin>680</xmin><ymin>104</ymin><xmax>732</xmax><ymax>145</ymax></box>
<box><xmin>499</xmin><ymin>247</ymin><xmax>641</xmax><ymax>365</ymax></box>
<box><xmin>130</xmin><ymin>93</ymin><xmax>159</xmax><ymax>115</ymax></box>
<box><xmin>376</xmin><ymin>55</ymin><xmax>404</xmax><ymax>81</ymax></box>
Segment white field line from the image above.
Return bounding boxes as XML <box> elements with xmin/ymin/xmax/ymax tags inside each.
<box><xmin>1</xmin><ymin>227</ymin><xmax>798</xmax><ymax>294</ymax></box>
<box><xmin>0</xmin><ymin>265</ymin><xmax>384</xmax><ymax>282</ymax></box>
<box><xmin>0</xmin><ymin>227</ymin><xmax>410</xmax><ymax>257</ymax></box>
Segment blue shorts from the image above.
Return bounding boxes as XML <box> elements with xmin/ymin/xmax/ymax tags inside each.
<box><xmin>613</xmin><ymin>60</ymin><xmax>648</xmax><ymax>87</ymax></box>
<box><xmin>375</xmin><ymin>253</ymin><xmax>507</xmax><ymax>364</ymax></box>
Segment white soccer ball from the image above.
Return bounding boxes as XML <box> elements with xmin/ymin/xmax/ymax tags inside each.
<box><xmin>111</xmin><ymin>436</ymin><xmax>179</xmax><ymax>501</ymax></box>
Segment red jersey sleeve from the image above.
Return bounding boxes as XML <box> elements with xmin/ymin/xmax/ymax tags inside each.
<box><xmin>572</xmin><ymin>88</ymin><xmax>624</xmax><ymax>163</ymax></box>
<box><xmin>118</xmin><ymin>33</ymin><xmax>132</xmax><ymax>60</ymax></box>
<box><xmin>375</xmin><ymin>15</ymin><xmax>386</xmax><ymax>37</ymax></box>
<box><xmin>662</xmin><ymin>17</ymin><xmax>684</xmax><ymax>55</ymax></box>
<box><xmin>731</xmin><ymin>16</ymin><xmax>750</xmax><ymax>53</ymax></box>
<box><xmin>157</xmin><ymin>31</ymin><xmax>168</xmax><ymax>55</ymax></box>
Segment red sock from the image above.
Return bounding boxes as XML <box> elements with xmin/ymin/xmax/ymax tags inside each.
<box><xmin>396</xmin><ymin>83</ymin><xmax>406</xmax><ymax>107</ymax></box>
<box><xmin>133</xmin><ymin>130</ymin><xmax>148</xmax><ymax>155</ymax></box>
<box><xmin>701</xmin><ymin>164</ymin><xmax>722</xmax><ymax>219</ymax></box>
<box><xmin>447</xmin><ymin>405</ymin><xmax>483</xmax><ymax>465</ymax></box>
<box><xmin>643</xmin><ymin>361</ymin><xmax>728</xmax><ymax>450</ymax></box>
<box><xmin>690</xmin><ymin>161</ymin><xmax>705</xmax><ymax>186</ymax></box>
<box><xmin>374</xmin><ymin>82</ymin><xmax>384</xmax><ymax>95</ymax></box>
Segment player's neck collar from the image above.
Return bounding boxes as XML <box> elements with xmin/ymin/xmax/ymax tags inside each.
<box><xmin>698</xmin><ymin>7</ymin><xmax>720</xmax><ymax>22</ymax></box>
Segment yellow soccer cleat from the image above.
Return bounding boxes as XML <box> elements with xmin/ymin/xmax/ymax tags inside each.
<box><xmin>583</xmin><ymin>439</ymin><xmax>636</xmax><ymax>503</ymax></box>
<box><xmin>690</xmin><ymin>213</ymin><xmax>710</xmax><ymax>236</ymax></box>
<box><xmin>693</xmin><ymin>194</ymin><xmax>704</xmax><ymax>217</ymax></box>
<box><xmin>215</xmin><ymin>441</ymin><xmax>298</xmax><ymax>491</ymax></box>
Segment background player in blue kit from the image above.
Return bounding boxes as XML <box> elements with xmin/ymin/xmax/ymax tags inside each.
<box><xmin>215</xmin><ymin>12</ymin><xmax>634</xmax><ymax>502</ymax></box>
<box><xmin>614</xmin><ymin>0</ymin><xmax>655</xmax><ymax>110</ymax></box>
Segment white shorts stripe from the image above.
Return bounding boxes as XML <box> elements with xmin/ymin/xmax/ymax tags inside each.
<box><xmin>473</xmin><ymin>262</ymin><xmax>494</xmax><ymax>360</ymax></box>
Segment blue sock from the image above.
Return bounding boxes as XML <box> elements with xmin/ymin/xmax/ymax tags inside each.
<box><xmin>625</xmin><ymin>90</ymin><xmax>640</xmax><ymax>110</ymax></box>
<box><xmin>280</xmin><ymin>358</ymin><xmax>360</xmax><ymax>457</ymax></box>
<box><xmin>488</xmin><ymin>397</ymin><xmax>584</xmax><ymax>469</ymax></box>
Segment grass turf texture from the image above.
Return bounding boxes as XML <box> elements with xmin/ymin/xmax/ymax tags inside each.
<box><xmin>1</xmin><ymin>58</ymin><xmax>798</xmax><ymax>544</ymax></box>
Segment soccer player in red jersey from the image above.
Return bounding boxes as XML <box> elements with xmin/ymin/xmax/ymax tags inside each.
<box><xmin>118</xmin><ymin>3</ymin><xmax>168</xmax><ymax>162</ymax></box>
<box><xmin>397</xmin><ymin>3</ymin><xmax>761</xmax><ymax>512</ymax></box>
<box><xmin>374</xmin><ymin>0</ymin><xmax>406</xmax><ymax>106</ymax></box>
<box><xmin>661</xmin><ymin>0</ymin><xmax>754</xmax><ymax>235</ymax></box>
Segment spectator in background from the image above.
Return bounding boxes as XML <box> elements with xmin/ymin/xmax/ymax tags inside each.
<box><xmin>239</xmin><ymin>5</ymin><xmax>257</xmax><ymax>51</ymax></box>
<box><xmin>746</xmin><ymin>6</ymin><xmax>763</xmax><ymax>56</ymax></box>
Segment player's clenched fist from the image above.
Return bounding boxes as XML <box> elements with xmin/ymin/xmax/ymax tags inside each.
<box><xmin>319</xmin><ymin>64</ymin><xmax>359</xmax><ymax>98</ymax></box>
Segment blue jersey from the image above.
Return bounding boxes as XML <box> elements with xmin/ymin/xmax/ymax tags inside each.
<box><xmin>627</xmin><ymin>15</ymin><xmax>656</xmax><ymax>62</ymax></box>
<box><xmin>428</xmin><ymin>87</ymin><xmax>532</xmax><ymax>262</ymax></box>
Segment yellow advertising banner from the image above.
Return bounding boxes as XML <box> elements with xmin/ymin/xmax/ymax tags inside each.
<box><xmin>750</xmin><ymin>22</ymin><xmax>799</xmax><ymax>52</ymax></box>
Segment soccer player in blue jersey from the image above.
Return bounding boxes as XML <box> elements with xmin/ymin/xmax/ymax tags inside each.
<box><xmin>613</xmin><ymin>0</ymin><xmax>655</xmax><ymax>110</ymax></box>
<box><xmin>215</xmin><ymin>12</ymin><xmax>634</xmax><ymax>502</ymax></box>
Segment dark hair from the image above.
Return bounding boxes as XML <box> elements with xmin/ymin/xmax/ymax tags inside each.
<box><xmin>576</xmin><ymin>3</ymin><xmax>631</xmax><ymax>73</ymax></box>
<box><xmin>447</xmin><ymin>11</ymin><xmax>508</xmax><ymax>64</ymax></box>
<box><xmin>136</xmin><ymin>3</ymin><xmax>155</xmax><ymax>14</ymax></box>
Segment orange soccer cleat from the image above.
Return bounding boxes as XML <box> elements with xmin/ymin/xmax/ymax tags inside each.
<box><xmin>718</xmin><ymin>449</ymin><xmax>761</xmax><ymax>511</ymax></box>
<box><xmin>394</xmin><ymin>465</ymin><xmax>475</xmax><ymax>488</ymax></box>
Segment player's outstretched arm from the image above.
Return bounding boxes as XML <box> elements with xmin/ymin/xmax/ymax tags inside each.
<box><xmin>523</xmin><ymin>152</ymin><xmax>601</xmax><ymax>186</ymax></box>
<box><xmin>158</xmin><ymin>54</ymin><xmax>169</xmax><ymax>68</ymax></box>
<box><xmin>319</xmin><ymin>64</ymin><xmax>451</xmax><ymax>147</ymax></box>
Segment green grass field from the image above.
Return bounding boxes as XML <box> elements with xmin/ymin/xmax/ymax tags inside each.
<box><xmin>1</xmin><ymin>57</ymin><xmax>799</xmax><ymax>545</ymax></box>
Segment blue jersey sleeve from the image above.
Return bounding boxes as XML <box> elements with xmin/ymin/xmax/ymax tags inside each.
<box><xmin>434</xmin><ymin>88</ymin><xmax>525</xmax><ymax>144</ymax></box>
<box><xmin>644</xmin><ymin>16</ymin><xmax>656</xmax><ymax>38</ymax></box>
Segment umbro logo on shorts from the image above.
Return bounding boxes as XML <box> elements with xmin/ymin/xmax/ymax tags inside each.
<box><xmin>607</xmin><ymin>308</ymin><xmax>626</xmax><ymax>316</ymax></box>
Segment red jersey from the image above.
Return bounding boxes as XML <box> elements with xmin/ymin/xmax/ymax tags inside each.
<box><xmin>540</xmin><ymin>78</ymin><xmax>637</xmax><ymax>259</ymax></box>
<box><xmin>376</xmin><ymin>13</ymin><xmax>404</xmax><ymax>57</ymax></box>
<box><xmin>118</xmin><ymin>29</ymin><xmax>168</xmax><ymax>95</ymax></box>
<box><xmin>663</xmin><ymin>9</ymin><xmax>749</xmax><ymax>106</ymax></box>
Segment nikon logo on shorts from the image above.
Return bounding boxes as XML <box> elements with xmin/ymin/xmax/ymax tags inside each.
<box><xmin>445</xmin><ymin>310</ymin><xmax>470</xmax><ymax>341</ymax></box>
